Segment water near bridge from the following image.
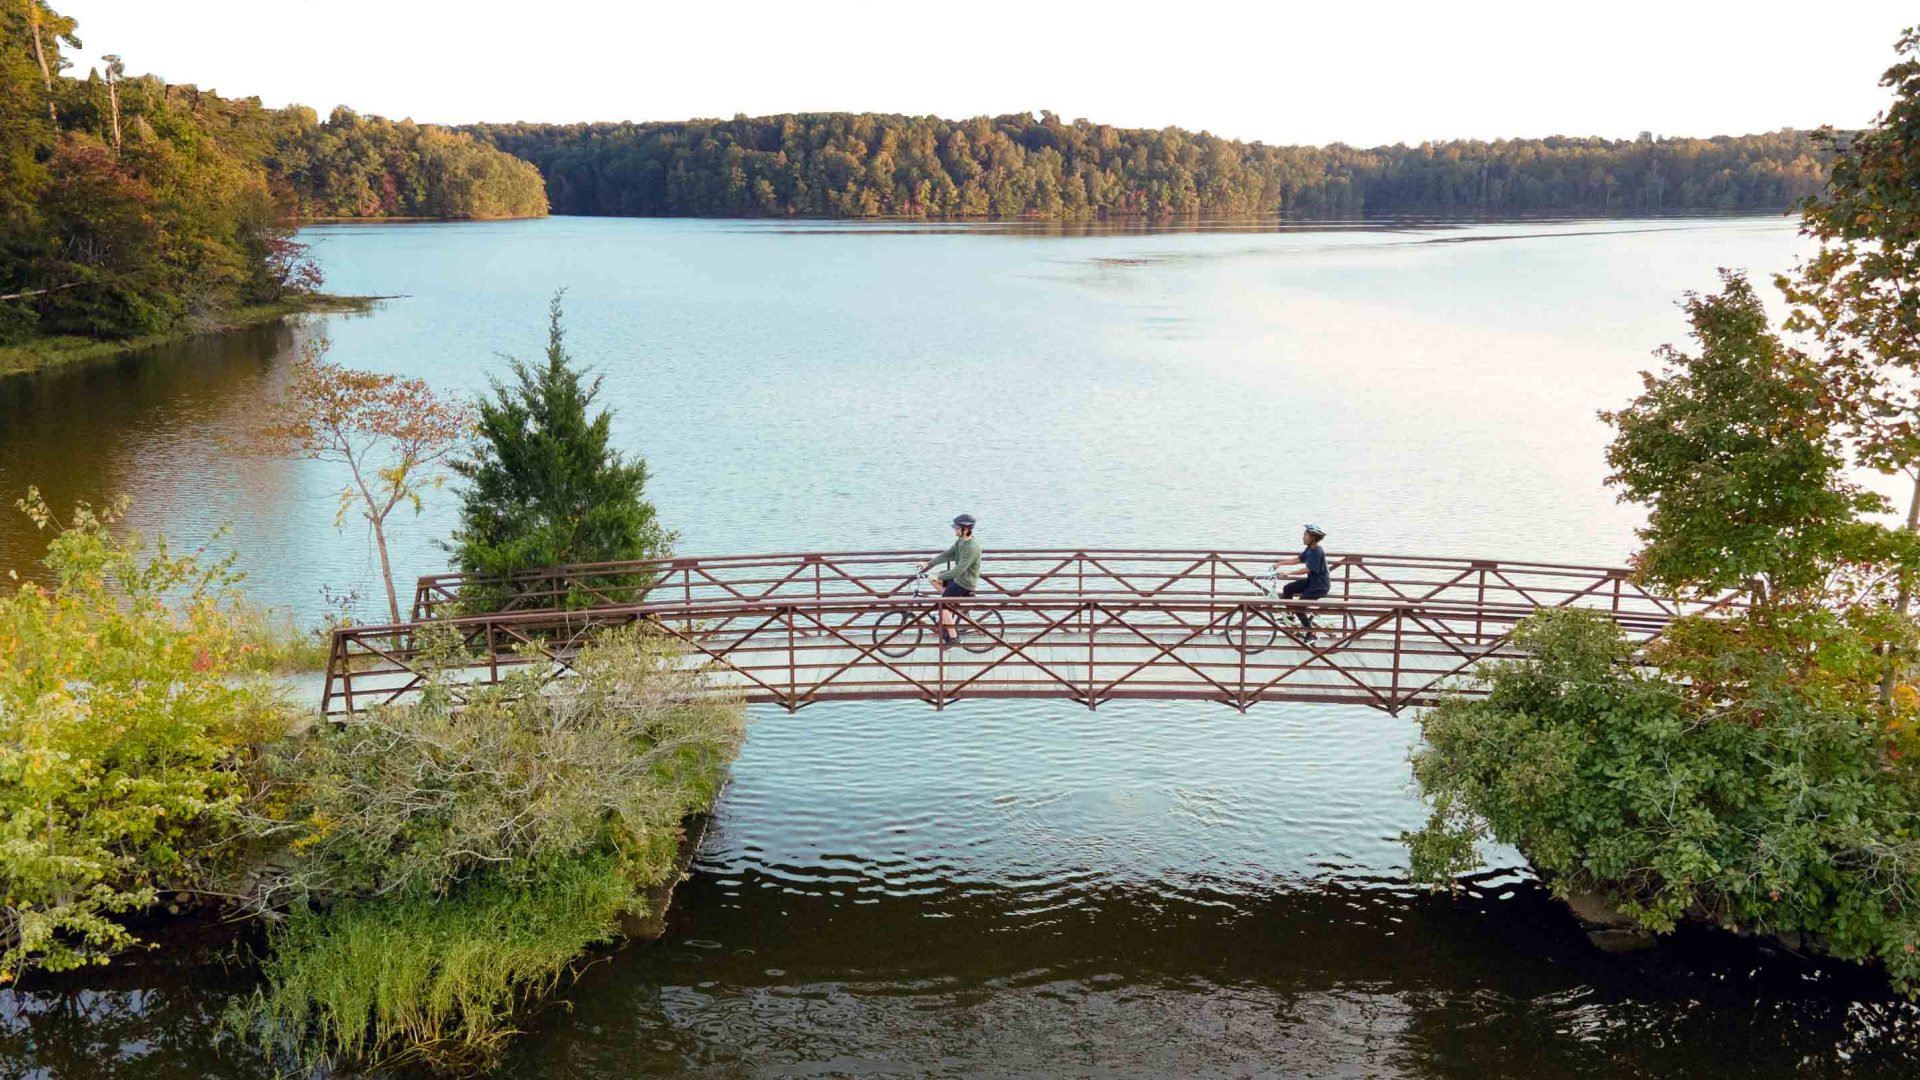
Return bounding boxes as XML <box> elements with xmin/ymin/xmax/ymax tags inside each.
<box><xmin>4</xmin><ymin>215</ymin><xmax>1917</xmax><ymax>1077</ymax></box>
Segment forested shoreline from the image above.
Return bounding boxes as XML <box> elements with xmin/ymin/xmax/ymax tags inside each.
<box><xmin>0</xmin><ymin>0</ymin><xmax>1838</xmax><ymax>357</ymax></box>
<box><xmin>469</xmin><ymin>113</ymin><xmax>1830</xmax><ymax>219</ymax></box>
<box><xmin>2</xmin><ymin>1</ymin><xmax>543</xmax><ymax>352</ymax></box>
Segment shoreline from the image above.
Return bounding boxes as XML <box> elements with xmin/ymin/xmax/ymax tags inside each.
<box><xmin>0</xmin><ymin>294</ymin><xmax>385</xmax><ymax>379</ymax></box>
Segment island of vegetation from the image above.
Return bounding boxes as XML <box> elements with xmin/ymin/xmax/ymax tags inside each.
<box><xmin>1409</xmin><ymin>29</ymin><xmax>1920</xmax><ymax>996</ymax></box>
<box><xmin>470</xmin><ymin>114</ymin><xmax>1828</xmax><ymax>219</ymax></box>
<box><xmin>0</xmin><ymin>294</ymin><xmax>736</xmax><ymax>1075</ymax></box>
<box><xmin>0</xmin><ymin>1</ymin><xmax>546</xmax><ymax>374</ymax></box>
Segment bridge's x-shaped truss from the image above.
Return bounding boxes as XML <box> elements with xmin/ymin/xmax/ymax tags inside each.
<box><xmin>325</xmin><ymin>550</ymin><xmax>1731</xmax><ymax>717</ymax></box>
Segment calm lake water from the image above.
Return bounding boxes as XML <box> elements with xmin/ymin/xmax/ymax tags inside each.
<box><xmin>5</xmin><ymin>215</ymin><xmax>1919</xmax><ymax>1078</ymax></box>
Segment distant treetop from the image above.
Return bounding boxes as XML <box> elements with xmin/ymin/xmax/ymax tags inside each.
<box><xmin>466</xmin><ymin>112</ymin><xmax>1829</xmax><ymax>219</ymax></box>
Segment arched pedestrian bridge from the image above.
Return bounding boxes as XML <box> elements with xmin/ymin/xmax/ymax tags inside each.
<box><xmin>321</xmin><ymin>549</ymin><xmax>1735</xmax><ymax>718</ymax></box>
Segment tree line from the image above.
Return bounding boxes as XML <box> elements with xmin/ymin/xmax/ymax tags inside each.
<box><xmin>468</xmin><ymin>112</ymin><xmax>1830</xmax><ymax>219</ymax></box>
<box><xmin>2</xmin><ymin>1</ymin><xmax>545</xmax><ymax>345</ymax></box>
<box><xmin>258</xmin><ymin>105</ymin><xmax>548</xmax><ymax>221</ymax></box>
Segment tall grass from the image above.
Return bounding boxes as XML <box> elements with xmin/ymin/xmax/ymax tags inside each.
<box><xmin>229</xmin><ymin>604</ymin><xmax>334</xmax><ymax>674</ymax></box>
<box><xmin>241</xmin><ymin>848</ymin><xmax>639</xmax><ymax>1073</ymax></box>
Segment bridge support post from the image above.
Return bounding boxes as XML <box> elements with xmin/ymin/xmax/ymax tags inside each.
<box><xmin>1085</xmin><ymin>601</ymin><xmax>1095</xmax><ymax>707</ymax></box>
<box><xmin>785</xmin><ymin>605</ymin><xmax>798</xmax><ymax>712</ymax></box>
<box><xmin>1390</xmin><ymin>610</ymin><xmax>1404</xmax><ymax>711</ymax></box>
<box><xmin>1236</xmin><ymin>602</ymin><xmax>1248</xmax><ymax>710</ymax></box>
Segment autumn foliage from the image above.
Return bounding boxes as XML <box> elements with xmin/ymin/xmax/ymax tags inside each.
<box><xmin>247</xmin><ymin>337</ymin><xmax>473</xmax><ymax>623</ymax></box>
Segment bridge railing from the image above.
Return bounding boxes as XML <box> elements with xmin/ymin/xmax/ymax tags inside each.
<box><xmin>320</xmin><ymin>550</ymin><xmax>1735</xmax><ymax>719</ymax></box>
<box><xmin>412</xmin><ymin>548</ymin><xmax>1715</xmax><ymax>623</ymax></box>
<box><xmin>322</xmin><ymin>591</ymin><xmax>1683</xmax><ymax>719</ymax></box>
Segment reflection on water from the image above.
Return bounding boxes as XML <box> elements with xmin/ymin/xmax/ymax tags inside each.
<box><xmin>0</xmin><ymin>315</ymin><xmax>382</xmax><ymax>600</ymax></box>
<box><xmin>4</xmin><ymin>215</ymin><xmax>1916</xmax><ymax>1078</ymax></box>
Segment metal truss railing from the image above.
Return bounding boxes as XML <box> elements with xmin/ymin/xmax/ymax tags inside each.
<box><xmin>322</xmin><ymin>550</ymin><xmax>1729</xmax><ymax>718</ymax></box>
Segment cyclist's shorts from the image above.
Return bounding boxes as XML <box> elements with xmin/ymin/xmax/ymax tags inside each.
<box><xmin>1282</xmin><ymin>579</ymin><xmax>1329</xmax><ymax>601</ymax></box>
<box><xmin>942</xmin><ymin>581</ymin><xmax>974</xmax><ymax>598</ymax></box>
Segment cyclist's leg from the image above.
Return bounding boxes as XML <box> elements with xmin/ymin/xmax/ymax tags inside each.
<box><xmin>1281</xmin><ymin>578</ymin><xmax>1311</xmax><ymax>627</ymax></box>
<box><xmin>940</xmin><ymin>580</ymin><xmax>971</xmax><ymax>642</ymax></box>
<box><xmin>1300</xmin><ymin>586</ymin><xmax>1330</xmax><ymax>633</ymax></box>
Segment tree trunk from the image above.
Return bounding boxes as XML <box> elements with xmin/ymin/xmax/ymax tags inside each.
<box><xmin>1880</xmin><ymin>473</ymin><xmax>1920</xmax><ymax>706</ymax></box>
<box><xmin>25</xmin><ymin>1</ymin><xmax>56</xmax><ymax>124</ymax></box>
<box><xmin>371</xmin><ymin>514</ymin><xmax>402</xmax><ymax>625</ymax></box>
<box><xmin>0</xmin><ymin>283</ymin><xmax>81</xmax><ymax>301</ymax></box>
<box><xmin>105</xmin><ymin>67</ymin><xmax>120</xmax><ymax>150</ymax></box>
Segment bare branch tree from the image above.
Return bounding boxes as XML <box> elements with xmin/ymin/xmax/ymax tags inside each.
<box><xmin>241</xmin><ymin>336</ymin><xmax>472</xmax><ymax>624</ymax></box>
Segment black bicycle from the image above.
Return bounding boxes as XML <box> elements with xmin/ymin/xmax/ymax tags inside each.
<box><xmin>872</xmin><ymin>573</ymin><xmax>1004</xmax><ymax>658</ymax></box>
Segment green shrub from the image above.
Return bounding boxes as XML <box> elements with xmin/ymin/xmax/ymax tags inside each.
<box><xmin>0</xmin><ymin>490</ymin><xmax>296</xmax><ymax>982</ymax></box>
<box><xmin>239</xmin><ymin>623</ymin><xmax>743</xmax><ymax>1071</ymax></box>
<box><xmin>0</xmin><ymin>300</ymin><xmax>36</xmax><ymax>345</ymax></box>
<box><xmin>1407</xmin><ymin>608</ymin><xmax>1920</xmax><ymax>993</ymax></box>
<box><xmin>450</xmin><ymin>294</ymin><xmax>671</xmax><ymax>614</ymax></box>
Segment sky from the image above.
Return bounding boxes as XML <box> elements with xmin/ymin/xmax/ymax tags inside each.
<box><xmin>53</xmin><ymin>0</ymin><xmax>1916</xmax><ymax>146</ymax></box>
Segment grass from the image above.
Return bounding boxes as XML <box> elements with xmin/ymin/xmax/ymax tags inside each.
<box><xmin>230</xmin><ymin>604</ymin><xmax>336</xmax><ymax>675</ymax></box>
<box><xmin>239</xmin><ymin>849</ymin><xmax>644</xmax><ymax>1074</ymax></box>
<box><xmin>0</xmin><ymin>294</ymin><xmax>380</xmax><ymax>377</ymax></box>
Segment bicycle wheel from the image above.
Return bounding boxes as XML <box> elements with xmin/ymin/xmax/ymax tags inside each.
<box><xmin>1226</xmin><ymin>608</ymin><xmax>1279</xmax><ymax>654</ymax></box>
<box><xmin>872</xmin><ymin>609</ymin><xmax>925</xmax><ymax>658</ymax></box>
<box><xmin>960</xmin><ymin>606</ymin><xmax>1005</xmax><ymax>654</ymax></box>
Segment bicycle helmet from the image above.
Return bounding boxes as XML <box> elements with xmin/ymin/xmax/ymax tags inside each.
<box><xmin>953</xmin><ymin>513</ymin><xmax>977</xmax><ymax>528</ymax></box>
<box><xmin>1304</xmin><ymin>523</ymin><xmax>1327</xmax><ymax>539</ymax></box>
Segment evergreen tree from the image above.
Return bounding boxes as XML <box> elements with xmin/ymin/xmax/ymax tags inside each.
<box><xmin>451</xmin><ymin>292</ymin><xmax>668</xmax><ymax>609</ymax></box>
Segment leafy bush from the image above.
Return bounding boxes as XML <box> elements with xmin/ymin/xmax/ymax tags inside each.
<box><xmin>1407</xmin><ymin>608</ymin><xmax>1920</xmax><ymax>994</ymax></box>
<box><xmin>239</xmin><ymin>624</ymin><xmax>743</xmax><ymax>1071</ymax></box>
<box><xmin>0</xmin><ymin>491</ymin><xmax>295</xmax><ymax>982</ymax></box>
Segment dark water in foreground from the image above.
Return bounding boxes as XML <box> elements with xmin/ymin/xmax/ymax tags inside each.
<box><xmin>4</xmin><ymin>216</ymin><xmax>1919</xmax><ymax>1077</ymax></box>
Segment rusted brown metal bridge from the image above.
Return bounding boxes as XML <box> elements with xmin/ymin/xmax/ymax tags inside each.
<box><xmin>320</xmin><ymin>549</ymin><xmax>1731</xmax><ymax>718</ymax></box>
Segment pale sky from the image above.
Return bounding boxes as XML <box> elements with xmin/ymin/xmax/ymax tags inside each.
<box><xmin>53</xmin><ymin>0</ymin><xmax>1914</xmax><ymax>146</ymax></box>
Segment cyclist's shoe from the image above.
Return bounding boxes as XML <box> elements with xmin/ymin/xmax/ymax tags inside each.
<box><xmin>1303</xmin><ymin>631</ymin><xmax>1320</xmax><ymax>645</ymax></box>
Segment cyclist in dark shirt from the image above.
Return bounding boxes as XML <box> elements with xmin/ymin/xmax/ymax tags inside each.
<box><xmin>1273</xmin><ymin>524</ymin><xmax>1331</xmax><ymax>643</ymax></box>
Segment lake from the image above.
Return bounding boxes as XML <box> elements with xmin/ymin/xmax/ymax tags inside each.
<box><xmin>4</xmin><ymin>215</ymin><xmax>1916</xmax><ymax>1077</ymax></box>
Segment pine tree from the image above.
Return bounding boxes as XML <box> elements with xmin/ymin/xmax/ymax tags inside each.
<box><xmin>451</xmin><ymin>292</ymin><xmax>668</xmax><ymax>609</ymax></box>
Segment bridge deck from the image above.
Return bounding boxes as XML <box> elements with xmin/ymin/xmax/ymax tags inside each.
<box><xmin>323</xmin><ymin>549</ymin><xmax>1728</xmax><ymax>716</ymax></box>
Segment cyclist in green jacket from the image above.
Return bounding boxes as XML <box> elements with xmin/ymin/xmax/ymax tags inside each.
<box><xmin>920</xmin><ymin>513</ymin><xmax>981</xmax><ymax>646</ymax></box>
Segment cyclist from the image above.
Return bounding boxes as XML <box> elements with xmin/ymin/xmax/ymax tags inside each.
<box><xmin>919</xmin><ymin>513</ymin><xmax>982</xmax><ymax>646</ymax></box>
<box><xmin>1273</xmin><ymin>524</ymin><xmax>1330</xmax><ymax>643</ymax></box>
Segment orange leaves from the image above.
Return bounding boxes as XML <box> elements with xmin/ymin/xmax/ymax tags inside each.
<box><xmin>249</xmin><ymin>336</ymin><xmax>474</xmax><ymax>462</ymax></box>
<box><xmin>238</xmin><ymin>335</ymin><xmax>472</xmax><ymax>623</ymax></box>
